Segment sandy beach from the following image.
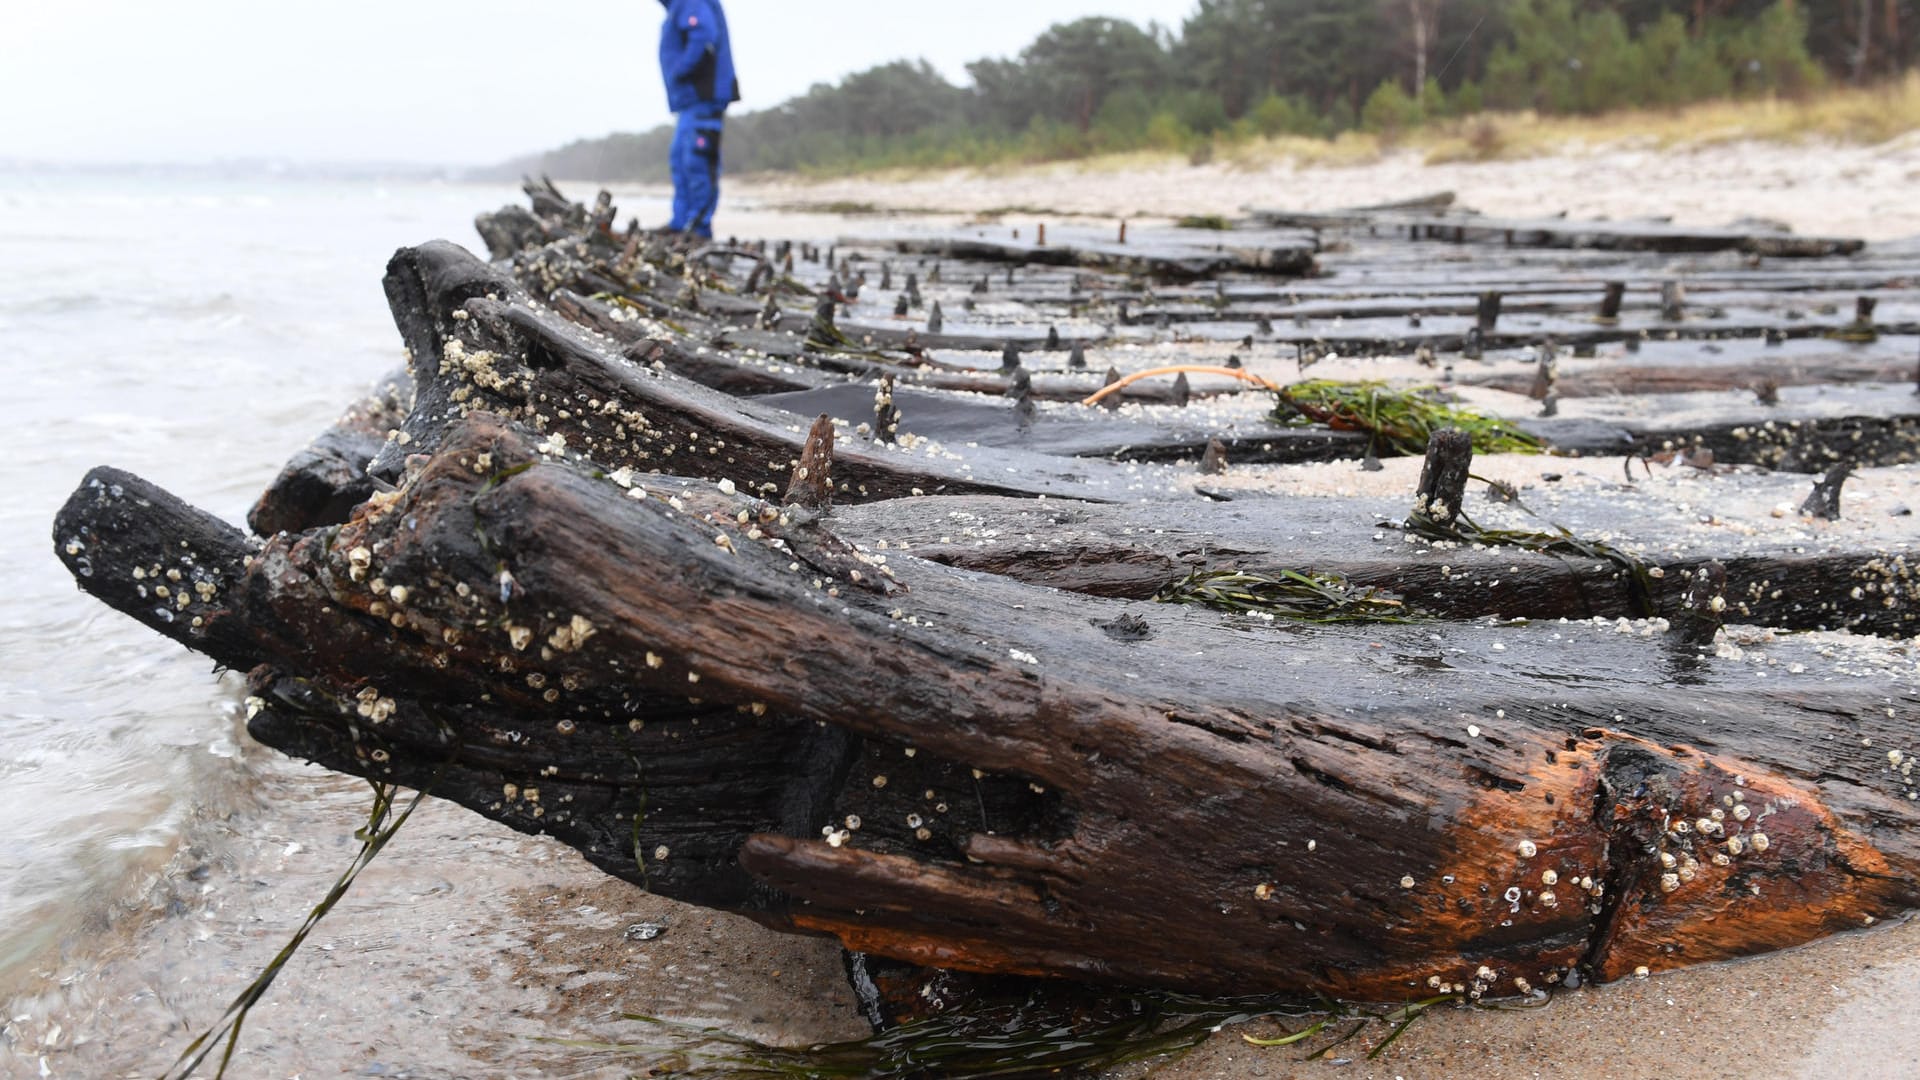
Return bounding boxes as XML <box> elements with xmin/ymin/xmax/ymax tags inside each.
<box><xmin>6</xmin><ymin>141</ymin><xmax>1919</xmax><ymax>1079</ymax></box>
<box><xmin>720</xmin><ymin>137</ymin><xmax>1920</xmax><ymax>243</ymax></box>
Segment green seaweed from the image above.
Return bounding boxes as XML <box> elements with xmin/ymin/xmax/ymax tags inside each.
<box><xmin>1274</xmin><ymin>380</ymin><xmax>1546</xmax><ymax>457</ymax></box>
<box><xmin>1406</xmin><ymin>507</ymin><xmax>1658</xmax><ymax>618</ymax></box>
<box><xmin>1155</xmin><ymin>567</ymin><xmax>1418</xmax><ymax>623</ymax></box>
<box><xmin>1271</xmin><ymin>993</ymin><xmax>1458</xmax><ymax>1061</ymax></box>
<box><xmin>1175</xmin><ymin>214</ymin><xmax>1234</xmax><ymax>231</ymax></box>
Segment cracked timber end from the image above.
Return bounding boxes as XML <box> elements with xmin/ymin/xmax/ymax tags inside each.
<box><xmin>1666</xmin><ymin>561</ymin><xmax>1728</xmax><ymax>647</ymax></box>
<box><xmin>1802</xmin><ymin>462</ymin><xmax>1854</xmax><ymax>521</ymax></box>
<box><xmin>1410</xmin><ymin>428</ymin><xmax>1473</xmax><ymax>529</ymax></box>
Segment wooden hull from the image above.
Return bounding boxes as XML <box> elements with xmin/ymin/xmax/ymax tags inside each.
<box><xmin>49</xmin><ymin>185</ymin><xmax>1920</xmax><ymax>1000</ymax></box>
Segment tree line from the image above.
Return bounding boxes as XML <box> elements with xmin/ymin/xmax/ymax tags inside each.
<box><xmin>493</xmin><ymin>0</ymin><xmax>1917</xmax><ymax>180</ymax></box>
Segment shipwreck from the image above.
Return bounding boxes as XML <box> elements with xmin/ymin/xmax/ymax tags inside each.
<box><xmin>54</xmin><ymin>181</ymin><xmax>1920</xmax><ymax>1012</ymax></box>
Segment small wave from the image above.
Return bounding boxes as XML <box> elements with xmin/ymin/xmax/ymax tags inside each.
<box><xmin>0</xmin><ymin>293</ymin><xmax>106</xmax><ymax>315</ymax></box>
<box><xmin>0</xmin><ymin>290</ymin><xmax>251</xmax><ymax>324</ymax></box>
<box><xmin>171</xmin><ymin>292</ymin><xmax>243</xmax><ymax>316</ymax></box>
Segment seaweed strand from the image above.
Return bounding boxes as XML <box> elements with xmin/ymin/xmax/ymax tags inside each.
<box><xmin>159</xmin><ymin>776</ymin><xmax>435</xmax><ymax>1080</ymax></box>
<box><xmin>1155</xmin><ymin>567</ymin><xmax>1418</xmax><ymax>623</ymax></box>
<box><xmin>1275</xmin><ymin>380</ymin><xmax>1545</xmax><ymax>456</ymax></box>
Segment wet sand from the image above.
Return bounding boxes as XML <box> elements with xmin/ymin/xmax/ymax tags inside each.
<box><xmin>8</xmin><ymin>147</ymin><xmax>1919</xmax><ymax>1077</ymax></box>
<box><xmin>6</xmin><ymin>730</ymin><xmax>1917</xmax><ymax>1079</ymax></box>
<box><xmin>0</xmin><ymin>727</ymin><xmax>869</xmax><ymax>1078</ymax></box>
<box><xmin>1153</xmin><ymin>914</ymin><xmax>1920</xmax><ymax>1080</ymax></box>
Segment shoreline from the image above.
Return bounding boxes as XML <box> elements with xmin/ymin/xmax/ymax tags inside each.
<box><xmin>0</xmin><ymin>731</ymin><xmax>869</xmax><ymax>1077</ymax></box>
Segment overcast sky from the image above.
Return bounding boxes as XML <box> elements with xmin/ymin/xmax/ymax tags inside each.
<box><xmin>3</xmin><ymin>0</ymin><xmax>1201</xmax><ymax>167</ymax></box>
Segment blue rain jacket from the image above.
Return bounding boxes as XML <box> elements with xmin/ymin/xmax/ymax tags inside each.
<box><xmin>658</xmin><ymin>0</ymin><xmax>739</xmax><ymax>114</ymax></box>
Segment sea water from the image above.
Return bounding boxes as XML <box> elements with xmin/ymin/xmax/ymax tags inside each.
<box><xmin>0</xmin><ymin>170</ymin><xmax>575</xmax><ymax>987</ymax></box>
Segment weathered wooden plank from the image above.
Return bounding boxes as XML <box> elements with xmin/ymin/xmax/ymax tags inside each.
<box><xmin>1246</xmin><ymin>206</ymin><xmax>1866</xmax><ymax>258</ymax></box>
<box><xmin>829</xmin><ymin>488</ymin><xmax>1919</xmax><ymax>635</ymax></box>
<box><xmin>378</xmin><ymin>240</ymin><xmax>1187</xmax><ymax>504</ymax></box>
<box><xmin>848</xmin><ymin>225</ymin><xmax>1321</xmax><ymax>278</ymax></box>
<box><xmin>1132</xmin><ymin>289</ymin><xmax>1920</xmax><ymax>328</ymax></box>
<box><xmin>1523</xmin><ymin>383</ymin><xmax>1920</xmax><ymax>470</ymax></box>
<box><xmin>248</xmin><ymin>367</ymin><xmax>412</xmax><ymax>536</ymax></box>
<box><xmin>1453</xmin><ymin>336</ymin><xmax>1920</xmax><ymax>396</ymax></box>
<box><xmin>1140</xmin><ymin>307</ymin><xmax>1920</xmax><ymax>356</ymax></box>
<box><xmin>549</xmin><ymin>288</ymin><xmax>1207</xmax><ymax>406</ymax></box>
<box><xmin>752</xmin><ymin>381</ymin><xmax>1368</xmax><ymax>465</ymax></box>
<box><xmin>52</xmin><ymin>416</ymin><xmax>1920</xmax><ymax>999</ymax></box>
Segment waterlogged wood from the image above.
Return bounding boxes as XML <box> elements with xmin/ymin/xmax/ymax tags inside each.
<box><xmin>728</xmin><ymin>377</ymin><xmax>1920</xmax><ymax>472</ymax></box>
<box><xmin>248</xmin><ymin>368</ymin><xmax>412</xmax><ymax>536</ymax></box>
<box><xmin>851</xmin><ymin>224</ymin><xmax>1320</xmax><ymax>279</ymax></box>
<box><xmin>473</xmin><ymin>176</ymin><xmax>596</xmax><ymax>259</ymax></box>
<box><xmin>1453</xmin><ymin>336</ymin><xmax>1920</xmax><ymax>397</ymax></box>
<box><xmin>1146</xmin><ymin>262</ymin><xmax>1920</xmax><ymax>307</ymax></box>
<box><xmin>47</xmin><ymin>182</ymin><xmax>1920</xmax><ymax>1008</ymax></box>
<box><xmin>1524</xmin><ymin>383</ymin><xmax>1920</xmax><ymax>471</ymax></box>
<box><xmin>537</xmin><ymin>276</ymin><xmax>1195</xmax><ymax>408</ymax></box>
<box><xmin>555</xmin><ymin>293</ymin><xmax>1182</xmax><ymax>408</ymax></box>
<box><xmin>266</xmin><ymin>367</ymin><xmax>1904</xmax><ymax>630</ymax></box>
<box><xmin>1134</xmin><ymin>303</ymin><xmax>1920</xmax><ymax>358</ymax></box>
<box><xmin>751</xmin><ymin>381</ymin><xmax>1370</xmax><ymax>465</ymax></box>
<box><xmin>826</xmin><ymin>489</ymin><xmax>1919</xmax><ymax>637</ymax></box>
<box><xmin>1128</xmin><ymin>284</ymin><xmax>1920</xmax><ymax>334</ymax></box>
<box><xmin>1246</xmin><ymin>206</ymin><xmax>1867</xmax><ymax>258</ymax></box>
<box><xmin>830</xmin><ymin>314</ymin><xmax>1104</xmax><ymax>354</ymax></box>
<box><xmin>477</xmin><ymin>187</ymin><xmax>1920</xmax><ymax>473</ymax></box>
<box><xmin>52</xmin><ymin>417</ymin><xmax>1920</xmax><ymax>999</ymax></box>
<box><xmin>375</xmin><ymin>241</ymin><xmax>1177</xmax><ymax>504</ymax></box>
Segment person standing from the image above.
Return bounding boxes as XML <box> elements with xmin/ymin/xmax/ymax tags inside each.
<box><xmin>657</xmin><ymin>0</ymin><xmax>740</xmax><ymax>239</ymax></box>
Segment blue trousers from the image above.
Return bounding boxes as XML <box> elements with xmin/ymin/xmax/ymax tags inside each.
<box><xmin>669</xmin><ymin>106</ymin><xmax>725</xmax><ymax>238</ymax></box>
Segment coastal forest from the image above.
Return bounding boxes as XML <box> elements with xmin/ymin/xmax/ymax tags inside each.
<box><xmin>499</xmin><ymin>0</ymin><xmax>1918</xmax><ymax>179</ymax></box>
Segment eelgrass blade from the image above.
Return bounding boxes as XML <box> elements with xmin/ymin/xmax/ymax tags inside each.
<box><xmin>1156</xmin><ymin>568</ymin><xmax>1418</xmax><ymax>623</ymax></box>
<box><xmin>1406</xmin><ymin>508</ymin><xmax>1658</xmax><ymax>618</ymax></box>
<box><xmin>159</xmin><ymin>778</ymin><xmax>433</xmax><ymax>1080</ymax></box>
<box><xmin>1241</xmin><ymin>1017</ymin><xmax>1330</xmax><ymax>1047</ymax></box>
<box><xmin>1365</xmin><ymin>994</ymin><xmax>1456</xmax><ymax>1059</ymax></box>
<box><xmin>1303</xmin><ymin>1019</ymin><xmax>1370</xmax><ymax>1060</ymax></box>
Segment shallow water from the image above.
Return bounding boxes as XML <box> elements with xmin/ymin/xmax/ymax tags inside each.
<box><xmin>0</xmin><ymin>171</ymin><xmax>559</xmax><ymax>987</ymax></box>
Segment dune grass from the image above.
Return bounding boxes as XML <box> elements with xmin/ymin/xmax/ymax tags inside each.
<box><xmin>1412</xmin><ymin>72</ymin><xmax>1920</xmax><ymax>163</ymax></box>
<box><xmin>744</xmin><ymin>75</ymin><xmax>1920</xmax><ymax>188</ymax></box>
